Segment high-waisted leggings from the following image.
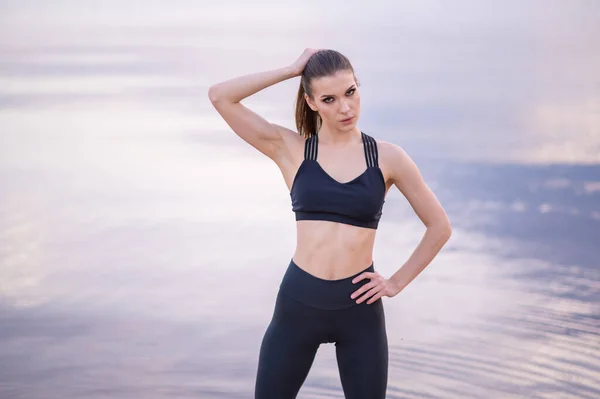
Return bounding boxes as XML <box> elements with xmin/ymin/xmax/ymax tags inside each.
<box><xmin>254</xmin><ymin>259</ymin><xmax>388</xmax><ymax>399</ymax></box>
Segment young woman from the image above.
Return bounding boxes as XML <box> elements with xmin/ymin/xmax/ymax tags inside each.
<box><xmin>208</xmin><ymin>48</ymin><xmax>452</xmax><ymax>399</ymax></box>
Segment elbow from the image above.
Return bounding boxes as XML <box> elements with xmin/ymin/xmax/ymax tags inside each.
<box><xmin>440</xmin><ymin>220</ymin><xmax>452</xmax><ymax>242</ymax></box>
<box><xmin>429</xmin><ymin>218</ymin><xmax>452</xmax><ymax>242</ymax></box>
<box><xmin>443</xmin><ymin>222</ymin><xmax>452</xmax><ymax>241</ymax></box>
<box><xmin>208</xmin><ymin>85</ymin><xmax>235</xmax><ymax>106</ymax></box>
<box><xmin>207</xmin><ymin>85</ymin><xmax>220</xmax><ymax>104</ymax></box>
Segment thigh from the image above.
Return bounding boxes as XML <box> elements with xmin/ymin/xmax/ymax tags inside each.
<box><xmin>334</xmin><ymin>300</ymin><xmax>388</xmax><ymax>399</ymax></box>
<box><xmin>254</xmin><ymin>291</ymin><xmax>322</xmax><ymax>399</ymax></box>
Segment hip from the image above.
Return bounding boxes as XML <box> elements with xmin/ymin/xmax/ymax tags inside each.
<box><xmin>279</xmin><ymin>258</ymin><xmax>383</xmax><ymax>311</ymax></box>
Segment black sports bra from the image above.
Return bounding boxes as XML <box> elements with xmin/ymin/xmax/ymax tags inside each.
<box><xmin>290</xmin><ymin>132</ymin><xmax>386</xmax><ymax>229</ymax></box>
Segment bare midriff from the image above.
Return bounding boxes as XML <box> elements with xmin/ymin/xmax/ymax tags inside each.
<box><xmin>292</xmin><ymin>220</ymin><xmax>377</xmax><ymax>280</ymax></box>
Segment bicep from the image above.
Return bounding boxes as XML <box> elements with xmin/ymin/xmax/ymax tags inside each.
<box><xmin>389</xmin><ymin>147</ymin><xmax>449</xmax><ymax>228</ymax></box>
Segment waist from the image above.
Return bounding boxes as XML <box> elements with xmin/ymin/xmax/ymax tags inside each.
<box><xmin>295</xmin><ymin>221</ymin><xmax>375</xmax><ymax>278</ymax></box>
<box><xmin>279</xmin><ymin>259</ymin><xmax>376</xmax><ymax>310</ymax></box>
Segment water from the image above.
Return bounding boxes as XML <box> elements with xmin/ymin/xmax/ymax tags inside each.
<box><xmin>1</xmin><ymin>1</ymin><xmax>599</xmax><ymax>398</ymax></box>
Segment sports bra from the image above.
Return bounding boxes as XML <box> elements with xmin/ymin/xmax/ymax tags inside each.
<box><xmin>290</xmin><ymin>131</ymin><xmax>386</xmax><ymax>229</ymax></box>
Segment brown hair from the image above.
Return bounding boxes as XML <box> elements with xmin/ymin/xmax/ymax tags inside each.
<box><xmin>294</xmin><ymin>49</ymin><xmax>357</xmax><ymax>138</ymax></box>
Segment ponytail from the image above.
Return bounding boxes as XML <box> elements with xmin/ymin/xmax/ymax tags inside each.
<box><xmin>295</xmin><ymin>78</ymin><xmax>321</xmax><ymax>139</ymax></box>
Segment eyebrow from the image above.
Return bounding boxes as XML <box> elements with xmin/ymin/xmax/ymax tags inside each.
<box><xmin>320</xmin><ymin>85</ymin><xmax>356</xmax><ymax>98</ymax></box>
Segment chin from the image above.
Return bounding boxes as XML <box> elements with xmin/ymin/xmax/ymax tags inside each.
<box><xmin>341</xmin><ymin>120</ymin><xmax>358</xmax><ymax>130</ymax></box>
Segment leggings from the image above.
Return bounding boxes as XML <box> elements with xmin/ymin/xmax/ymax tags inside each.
<box><xmin>254</xmin><ymin>259</ymin><xmax>388</xmax><ymax>399</ymax></box>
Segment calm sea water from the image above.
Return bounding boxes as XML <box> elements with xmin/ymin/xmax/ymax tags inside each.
<box><xmin>1</xmin><ymin>1</ymin><xmax>599</xmax><ymax>398</ymax></box>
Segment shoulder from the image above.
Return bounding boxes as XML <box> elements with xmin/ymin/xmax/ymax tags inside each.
<box><xmin>360</xmin><ymin>132</ymin><xmax>402</xmax><ymax>155</ymax></box>
<box><xmin>374</xmin><ymin>139</ymin><xmax>405</xmax><ymax>157</ymax></box>
<box><xmin>372</xmin><ymin>138</ymin><xmax>419</xmax><ymax>184</ymax></box>
<box><xmin>373</xmin><ymin>138</ymin><xmax>410</xmax><ymax>165</ymax></box>
<box><xmin>360</xmin><ymin>133</ymin><xmax>404</xmax><ymax>158</ymax></box>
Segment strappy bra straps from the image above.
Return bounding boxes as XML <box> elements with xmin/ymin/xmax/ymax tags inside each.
<box><xmin>304</xmin><ymin>134</ymin><xmax>318</xmax><ymax>160</ymax></box>
<box><xmin>303</xmin><ymin>132</ymin><xmax>378</xmax><ymax>168</ymax></box>
<box><xmin>362</xmin><ymin>132</ymin><xmax>379</xmax><ymax>168</ymax></box>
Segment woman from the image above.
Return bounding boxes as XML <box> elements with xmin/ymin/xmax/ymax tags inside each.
<box><xmin>208</xmin><ymin>48</ymin><xmax>452</xmax><ymax>399</ymax></box>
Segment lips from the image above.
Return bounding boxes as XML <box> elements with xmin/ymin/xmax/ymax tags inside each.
<box><xmin>340</xmin><ymin>116</ymin><xmax>354</xmax><ymax>122</ymax></box>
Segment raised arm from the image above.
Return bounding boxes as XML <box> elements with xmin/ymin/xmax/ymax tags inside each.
<box><xmin>207</xmin><ymin>49</ymin><xmax>320</xmax><ymax>162</ymax></box>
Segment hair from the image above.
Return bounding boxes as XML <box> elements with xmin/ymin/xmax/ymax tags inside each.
<box><xmin>294</xmin><ymin>49</ymin><xmax>358</xmax><ymax>138</ymax></box>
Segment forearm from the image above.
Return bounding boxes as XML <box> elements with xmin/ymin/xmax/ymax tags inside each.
<box><xmin>208</xmin><ymin>66</ymin><xmax>298</xmax><ymax>104</ymax></box>
<box><xmin>389</xmin><ymin>223</ymin><xmax>451</xmax><ymax>292</ymax></box>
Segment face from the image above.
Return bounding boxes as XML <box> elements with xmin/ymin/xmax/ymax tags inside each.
<box><xmin>304</xmin><ymin>70</ymin><xmax>360</xmax><ymax>131</ymax></box>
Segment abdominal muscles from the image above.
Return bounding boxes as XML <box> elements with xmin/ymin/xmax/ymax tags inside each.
<box><xmin>293</xmin><ymin>220</ymin><xmax>377</xmax><ymax>280</ymax></box>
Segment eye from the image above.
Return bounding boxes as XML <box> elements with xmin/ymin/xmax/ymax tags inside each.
<box><xmin>323</xmin><ymin>89</ymin><xmax>355</xmax><ymax>104</ymax></box>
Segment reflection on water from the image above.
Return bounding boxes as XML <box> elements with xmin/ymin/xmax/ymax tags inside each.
<box><xmin>1</xmin><ymin>192</ymin><xmax>598</xmax><ymax>398</ymax></box>
<box><xmin>1</xmin><ymin>1</ymin><xmax>599</xmax><ymax>398</ymax></box>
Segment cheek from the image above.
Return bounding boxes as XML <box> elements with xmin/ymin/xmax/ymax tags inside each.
<box><xmin>320</xmin><ymin>105</ymin><xmax>336</xmax><ymax>118</ymax></box>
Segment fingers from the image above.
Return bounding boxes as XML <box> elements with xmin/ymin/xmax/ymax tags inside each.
<box><xmin>350</xmin><ymin>271</ymin><xmax>387</xmax><ymax>304</ymax></box>
<box><xmin>351</xmin><ymin>272</ymin><xmax>389</xmax><ymax>304</ymax></box>
<box><xmin>350</xmin><ymin>281</ymin><xmax>375</xmax><ymax>300</ymax></box>
<box><xmin>367</xmin><ymin>291</ymin><xmax>385</xmax><ymax>305</ymax></box>
<box><xmin>356</xmin><ymin>286</ymin><xmax>382</xmax><ymax>304</ymax></box>
<box><xmin>352</xmin><ymin>272</ymin><xmax>379</xmax><ymax>284</ymax></box>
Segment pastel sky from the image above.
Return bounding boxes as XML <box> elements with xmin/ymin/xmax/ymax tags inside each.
<box><xmin>1</xmin><ymin>0</ymin><xmax>599</xmax><ymax>163</ymax></box>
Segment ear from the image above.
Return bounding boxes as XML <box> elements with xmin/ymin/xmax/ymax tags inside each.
<box><xmin>304</xmin><ymin>93</ymin><xmax>318</xmax><ymax>112</ymax></box>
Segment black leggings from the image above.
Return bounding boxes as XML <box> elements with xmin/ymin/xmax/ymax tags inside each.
<box><xmin>255</xmin><ymin>259</ymin><xmax>388</xmax><ymax>399</ymax></box>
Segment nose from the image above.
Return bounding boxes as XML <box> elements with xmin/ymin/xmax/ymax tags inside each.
<box><xmin>339</xmin><ymin>100</ymin><xmax>350</xmax><ymax>113</ymax></box>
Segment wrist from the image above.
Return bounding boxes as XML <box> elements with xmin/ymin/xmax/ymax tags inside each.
<box><xmin>389</xmin><ymin>277</ymin><xmax>404</xmax><ymax>294</ymax></box>
<box><xmin>285</xmin><ymin>65</ymin><xmax>301</xmax><ymax>78</ymax></box>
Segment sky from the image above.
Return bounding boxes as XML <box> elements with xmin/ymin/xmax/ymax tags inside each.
<box><xmin>1</xmin><ymin>0</ymin><xmax>598</xmax><ymax>164</ymax></box>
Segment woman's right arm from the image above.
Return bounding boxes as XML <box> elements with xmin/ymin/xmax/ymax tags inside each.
<box><xmin>207</xmin><ymin>49</ymin><xmax>319</xmax><ymax>162</ymax></box>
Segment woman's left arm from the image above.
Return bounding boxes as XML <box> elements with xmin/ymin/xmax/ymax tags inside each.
<box><xmin>383</xmin><ymin>142</ymin><xmax>452</xmax><ymax>294</ymax></box>
<box><xmin>351</xmin><ymin>141</ymin><xmax>452</xmax><ymax>304</ymax></box>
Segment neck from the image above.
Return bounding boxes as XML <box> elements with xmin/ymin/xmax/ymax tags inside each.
<box><xmin>317</xmin><ymin>126</ymin><xmax>361</xmax><ymax>146</ymax></box>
